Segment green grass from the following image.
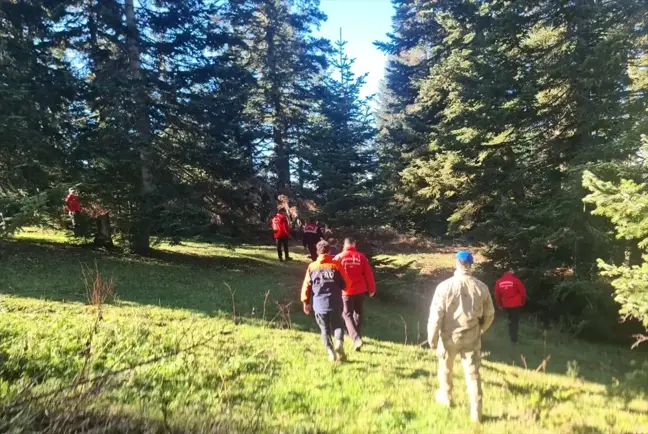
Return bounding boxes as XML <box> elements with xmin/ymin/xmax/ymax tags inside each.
<box><xmin>0</xmin><ymin>228</ymin><xmax>647</xmax><ymax>433</ymax></box>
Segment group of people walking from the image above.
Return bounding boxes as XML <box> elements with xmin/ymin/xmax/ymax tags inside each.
<box><xmin>270</xmin><ymin>209</ymin><xmax>338</xmax><ymax>262</ymax></box>
<box><xmin>271</xmin><ymin>208</ymin><xmax>527</xmax><ymax>423</ymax></box>
<box><xmin>300</xmin><ymin>237</ymin><xmax>376</xmax><ymax>361</ymax></box>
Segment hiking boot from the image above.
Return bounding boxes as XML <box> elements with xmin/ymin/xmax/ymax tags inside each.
<box><xmin>435</xmin><ymin>390</ymin><xmax>452</xmax><ymax>408</ymax></box>
<box><xmin>327</xmin><ymin>349</ymin><xmax>336</xmax><ymax>362</ymax></box>
<box><xmin>334</xmin><ymin>340</ymin><xmax>346</xmax><ymax>362</ymax></box>
<box><xmin>285</xmin><ymin>257</ymin><xmax>293</xmax><ymax>261</ymax></box>
<box><xmin>353</xmin><ymin>338</ymin><xmax>364</xmax><ymax>352</ymax></box>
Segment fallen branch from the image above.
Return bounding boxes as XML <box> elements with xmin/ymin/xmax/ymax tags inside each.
<box><xmin>536</xmin><ymin>355</ymin><xmax>552</xmax><ymax>372</ymax></box>
<box><xmin>224</xmin><ymin>282</ymin><xmax>237</xmax><ymax>325</ymax></box>
<box><xmin>520</xmin><ymin>354</ymin><xmax>528</xmax><ymax>370</ymax></box>
<box><xmin>631</xmin><ymin>332</ymin><xmax>648</xmax><ymax>350</ymax></box>
<box><xmin>263</xmin><ymin>290</ymin><xmax>271</xmax><ymax>322</ymax></box>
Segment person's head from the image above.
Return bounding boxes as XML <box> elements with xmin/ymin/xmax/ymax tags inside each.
<box><xmin>316</xmin><ymin>240</ymin><xmax>330</xmax><ymax>256</ymax></box>
<box><xmin>308</xmin><ymin>217</ymin><xmax>316</xmax><ymax>224</ymax></box>
<box><xmin>277</xmin><ymin>208</ymin><xmax>286</xmax><ymax>215</ymax></box>
<box><xmin>344</xmin><ymin>237</ymin><xmax>357</xmax><ymax>249</ymax></box>
<box><xmin>455</xmin><ymin>250</ymin><xmax>474</xmax><ymax>271</ymax></box>
<box><xmin>69</xmin><ymin>188</ymin><xmax>76</xmax><ymax>195</ymax></box>
<box><xmin>507</xmin><ymin>268</ymin><xmax>515</xmax><ymax>274</ymax></box>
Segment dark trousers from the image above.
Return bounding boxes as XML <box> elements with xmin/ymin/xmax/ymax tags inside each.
<box><xmin>275</xmin><ymin>237</ymin><xmax>290</xmax><ymax>260</ymax></box>
<box><xmin>505</xmin><ymin>307</ymin><xmax>521</xmax><ymax>343</ymax></box>
<box><xmin>342</xmin><ymin>294</ymin><xmax>365</xmax><ymax>342</ymax></box>
<box><xmin>306</xmin><ymin>243</ymin><xmax>317</xmax><ymax>261</ymax></box>
<box><xmin>314</xmin><ymin>311</ymin><xmax>344</xmax><ymax>351</ymax></box>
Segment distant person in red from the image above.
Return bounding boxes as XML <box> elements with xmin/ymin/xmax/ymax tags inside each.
<box><xmin>64</xmin><ymin>188</ymin><xmax>82</xmax><ymax>229</ymax></box>
<box><xmin>302</xmin><ymin>218</ymin><xmax>323</xmax><ymax>261</ymax></box>
<box><xmin>494</xmin><ymin>269</ymin><xmax>527</xmax><ymax>344</ymax></box>
<box><xmin>271</xmin><ymin>209</ymin><xmax>292</xmax><ymax>262</ymax></box>
<box><xmin>334</xmin><ymin>237</ymin><xmax>376</xmax><ymax>351</ymax></box>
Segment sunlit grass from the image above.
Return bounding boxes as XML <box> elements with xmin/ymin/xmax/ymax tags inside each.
<box><xmin>0</xmin><ymin>229</ymin><xmax>646</xmax><ymax>433</ymax></box>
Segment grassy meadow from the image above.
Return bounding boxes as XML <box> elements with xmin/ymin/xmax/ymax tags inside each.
<box><xmin>0</xmin><ymin>228</ymin><xmax>646</xmax><ymax>433</ymax></box>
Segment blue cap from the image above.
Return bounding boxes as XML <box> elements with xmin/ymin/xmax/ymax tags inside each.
<box><xmin>456</xmin><ymin>250</ymin><xmax>474</xmax><ymax>264</ymax></box>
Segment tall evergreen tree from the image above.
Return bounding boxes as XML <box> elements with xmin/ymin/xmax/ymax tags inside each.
<box><xmin>303</xmin><ymin>31</ymin><xmax>376</xmax><ymax>224</ymax></box>
<box><xmin>378</xmin><ymin>0</ymin><xmax>648</xmax><ymax>337</ymax></box>
<box><xmin>0</xmin><ymin>1</ymin><xmax>77</xmax><ymax>219</ymax></box>
<box><xmin>227</xmin><ymin>0</ymin><xmax>329</xmax><ymax>193</ymax></box>
<box><xmin>55</xmin><ymin>0</ymin><xmax>265</xmax><ymax>250</ymax></box>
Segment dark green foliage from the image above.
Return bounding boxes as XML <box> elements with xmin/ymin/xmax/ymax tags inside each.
<box><xmin>302</xmin><ymin>33</ymin><xmax>376</xmax><ymax>226</ymax></box>
<box><xmin>377</xmin><ymin>0</ymin><xmax>648</xmax><ymax>340</ymax></box>
<box><xmin>1</xmin><ymin>0</ymin><xmax>366</xmax><ymax>251</ymax></box>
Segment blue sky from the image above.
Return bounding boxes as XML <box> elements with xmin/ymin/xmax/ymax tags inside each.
<box><xmin>317</xmin><ymin>0</ymin><xmax>395</xmax><ymax>99</ymax></box>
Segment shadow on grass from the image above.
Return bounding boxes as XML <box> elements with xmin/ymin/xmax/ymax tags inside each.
<box><xmin>0</xmin><ymin>405</ymin><xmax>269</xmax><ymax>433</ymax></box>
<box><xmin>3</xmin><ymin>238</ymin><xmax>648</xmax><ymax>401</ymax></box>
<box><xmin>480</xmin><ymin>322</ymin><xmax>648</xmax><ymax>399</ymax></box>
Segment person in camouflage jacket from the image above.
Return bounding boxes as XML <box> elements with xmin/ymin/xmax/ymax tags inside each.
<box><xmin>428</xmin><ymin>250</ymin><xmax>495</xmax><ymax>423</ymax></box>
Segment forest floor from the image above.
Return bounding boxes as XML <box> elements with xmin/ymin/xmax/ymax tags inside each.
<box><xmin>0</xmin><ymin>228</ymin><xmax>647</xmax><ymax>433</ymax></box>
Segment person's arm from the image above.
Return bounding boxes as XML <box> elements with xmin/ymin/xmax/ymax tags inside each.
<box><xmin>301</xmin><ymin>267</ymin><xmax>312</xmax><ymax>314</ymax></box>
<box><xmin>481</xmin><ymin>289</ymin><xmax>496</xmax><ymax>334</ymax></box>
<box><xmin>336</xmin><ymin>263</ymin><xmax>352</xmax><ymax>291</ymax></box>
<box><xmin>494</xmin><ymin>282</ymin><xmax>503</xmax><ymax>310</ymax></box>
<box><xmin>316</xmin><ymin>227</ymin><xmax>323</xmax><ymax>240</ymax></box>
<box><xmin>427</xmin><ymin>284</ymin><xmax>445</xmax><ymax>349</ymax></box>
<box><xmin>517</xmin><ymin>278</ymin><xmax>527</xmax><ymax>306</ymax></box>
<box><xmin>362</xmin><ymin>255</ymin><xmax>376</xmax><ymax>296</ymax></box>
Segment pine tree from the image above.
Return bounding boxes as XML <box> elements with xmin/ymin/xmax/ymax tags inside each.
<box><xmin>303</xmin><ymin>31</ymin><xmax>376</xmax><ymax>225</ymax></box>
<box><xmin>374</xmin><ymin>0</ymin><xmax>446</xmax><ymax>231</ymax></box>
<box><xmin>55</xmin><ymin>0</ymin><xmax>265</xmax><ymax>250</ymax></box>
<box><xmin>583</xmin><ymin>136</ymin><xmax>648</xmax><ymax>347</ymax></box>
<box><xmin>378</xmin><ymin>0</ymin><xmax>648</xmax><ymax>337</ymax></box>
<box><xmin>228</xmin><ymin>0</ymin><xmax>329</xmax><ymax>193</ymax></box>
<box><xmin>0</xmin><ymin>1</ymin><xmax>76</xmax><ymax>198</ymax></box>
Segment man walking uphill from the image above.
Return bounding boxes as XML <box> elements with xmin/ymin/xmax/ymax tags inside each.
<box><xmin>301</xmin><ymin>240</ymin><xmax>351</xmax><ymax>362</ymax></box>
<box><xmin>271</xmin><ymin>209</ymin><xmax>292</xmax><ymax>262</ymax></box>
<box><xmin>334</xmin><ymin>237</ymin><xmax>376</xmax><ymax>351</ymax></box>
<box><xmin>302</xmin><ymin>218</ymin><xmax>323</xmax><ymax>261</ymax></box>
<box><xmin>494</xmin><ymin>269</ymin><xmax>527</xmax><ymax>344</ymax></box>
<box><xmin>428</xmin><ymin>251</ymin><xmax>495</xmax><ymax>423</ymax></box>
<box><xmin>64</xmin><ymin>188</ymin><xmax>82</xmax><ymax>230</ymax></box>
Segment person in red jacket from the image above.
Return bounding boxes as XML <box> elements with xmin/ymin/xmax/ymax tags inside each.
<box><xmin>302</xmin><ymin>218</ymin><xmax>323</xmax><ymax>261</ymax></box>
<box><xmin>494</xmin><ymin>270</ymin><xmax>527</xmax><ymax>344</ymax></box>
<box><xmin>334</xmin><ymin>237</ymin><xmax>376</xmax><ymax>351</ymax></box>
<box><xmin>64</xmin><ymin>188</ymin><xmax>82</xmax><ymax>229</ymax></box>
<box><xmin>271</xmin><ymin>209</ymin><xmax>292</xmax><ymax>262</ymax></box>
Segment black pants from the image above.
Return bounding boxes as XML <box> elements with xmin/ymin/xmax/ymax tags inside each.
<box><xmin>275</xmin><ymin>237</ymin><xmax>290</xmax><ymax>260</ymax></box>
<box><xmin>505</xmin><ymin>307</ymin><xmax>521</xmax><ymax>343</ymax></box>
<box><xmin>306</xmin><ymin>243</ymin><xmax>317</xmax><ymax>261</ymax></box>
<box><xmin>342</xmin><ymin>294</ymin><xmax>365</xmax><ymax>342</ymax></box>
<box><xmin>314</xmin><ymin>311</ymin><xmax>344</xmax><ymax>351</ymax></box>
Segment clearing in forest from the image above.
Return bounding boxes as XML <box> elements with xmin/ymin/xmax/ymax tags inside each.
<box><xmin>0</xmin><ymin>229</ymin><xmax>646</xmax><ymax>433</ymax></box>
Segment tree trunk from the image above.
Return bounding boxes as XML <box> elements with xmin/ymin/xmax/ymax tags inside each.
<box><xmin>125</xmin><ymin>0</ymin><xmax>154</xmax><ymax>255</ymax></box>
<box><xmin>265</xmin><ymin>0</ymin><xmax>290</xmax><ymax>192</ymax></box>
<box><xmin>94</xmin><ymin>213</ymin><xmax>113</xmax><ymax>247</ymax></box>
